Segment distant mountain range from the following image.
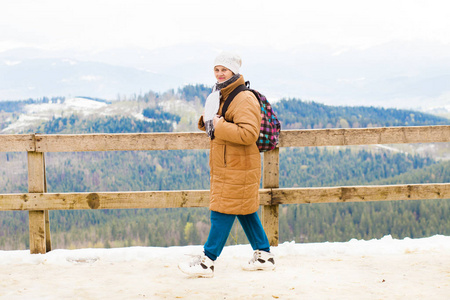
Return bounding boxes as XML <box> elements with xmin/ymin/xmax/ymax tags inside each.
<box><xmin>0</xmin><ymin>58</ymin><xmax>181</xmax><ymax>100</ymax></box>
<box><xmin>1</xmin><ymin>42</ymin><xmax>450</xmax><ymax>113</ymax></box>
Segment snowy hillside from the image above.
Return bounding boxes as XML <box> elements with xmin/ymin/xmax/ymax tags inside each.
<box><xmin>422</xmin><ymin>102</ymin><xmax>450</xmax><ymax>119</ymax></box>
<box><xmin>1</xmin><ymin>96</ymin><xmax>194</xmax><ymax>134</ymax></box>
<box><xmin>0</xmin><ymin>235</ymin><xmax>449</xmax><ymax>299</ymax></box>
<box><xmin>1</xmin><ymin>97</ymin><xmax>107</xmax><ymax>133</ymax></box>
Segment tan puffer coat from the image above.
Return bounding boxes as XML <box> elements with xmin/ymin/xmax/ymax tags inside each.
<box><xmin>198</xmin><ymin>75</ymin><xmax>261</xmax><ymax>215</ymax></box>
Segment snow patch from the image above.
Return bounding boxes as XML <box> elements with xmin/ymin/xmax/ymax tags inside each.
<box><xmin>336</xmin><ymin>77</ymin><xmax>366</xmax><ymax>83</ymax></box>
<box><xmin>1</xmin><ymin>235</ymin><xmax>448</xmax><ymax>266</ymax></box>
<box><xmin>1</xmin><ymin>97</ymin><xmax>110</xmax><ymax>133</ymax></box>
<box><xmin>1</xmin><ymin>114</ymin><xmax>49</xmax><ymax>133</ymax></box>
<box><xmin>4</xmin><ymin>60</ymin><xmax>22</xmax><ymax>66</ymax></box>
<box><xmin>374</xmin><ymin>144</ymin><xmax>405</xmax><ymax>154</ymax></box>
<box><xmin>61</xmin><ymin>59</ymin><xmax>77</xmax><ymax>65</ymax></box>
<box><xmin>64</xmin><ymin>98</ymin><xmax>107</xmax><ymax>110</ymax></box>
<box><xmin>133</xmin><ymin>112</ymin><xmax>145</xmax><ymax>121</ymax></box>
<box><xmin>0</xmin><ymin>235</ymin><xmax>449</xmax><ymax>299</ymax></box>
<box><xmin>158</xmin><ymin>98</ymin><xmax>196</xmax><ymax>114</ymax></box>
<box><xmin>80</xmin><ymin>75</ymin><xmax>102</xmax><ymax>81</ymax></box>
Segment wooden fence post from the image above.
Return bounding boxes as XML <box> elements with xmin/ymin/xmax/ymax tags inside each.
<box><xmin>28</xmin><ymin>151</ymin><xmax>50</xmax><ymax>254</ymax></box>
<box><xmin>43</xmin><ymin>157</ymin><xmax>51</xmax><ymax>252</ymax></box>
<box><xmin>262</xmin><ymin>148</ymin><xmax>279</xmax><ymax>246</ymax></box>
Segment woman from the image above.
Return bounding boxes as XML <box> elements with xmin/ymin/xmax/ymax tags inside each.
<box><xmin>178</xmin><ymin>51</ymin><xmax>275</xmax><ymax>278</ymax></box>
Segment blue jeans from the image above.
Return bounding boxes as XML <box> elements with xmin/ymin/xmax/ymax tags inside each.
<box><xmin>204</xmin><ymin>210</ymin><xmax>271</xmax><ymax>261</ymax></box>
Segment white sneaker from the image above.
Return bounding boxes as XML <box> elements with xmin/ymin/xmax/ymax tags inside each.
<box><xmin>242</xmin><ymin>250</ymin><xmax>276</xmax><ymax>271</ymax></box>
<box><xmin>178</xmin><ymin>254</ymin><xmax>214</xmax><ymax>278</ymax></box>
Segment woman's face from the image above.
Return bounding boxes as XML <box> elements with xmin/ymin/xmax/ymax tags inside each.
<box><xmin>214</xmin><ymin>66</ymin><xmax>234</xmax><ymax>83</ymax></box>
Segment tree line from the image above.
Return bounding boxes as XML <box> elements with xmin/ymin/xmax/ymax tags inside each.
<box><xmin>1</xmin><ymin>149</ymin><xmax>448</xmax><ymax>250</ymax></box>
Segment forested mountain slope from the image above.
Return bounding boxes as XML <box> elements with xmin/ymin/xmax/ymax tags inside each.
<box><xmin>274</xmin><ymin>98</ymin><xmax>449</xmax><ymax>129</ymax></box>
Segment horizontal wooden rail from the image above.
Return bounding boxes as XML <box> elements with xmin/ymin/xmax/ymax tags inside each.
<box><xmin>0</xmin><ymin>190</ymin><xmax>271</xmax><ymax>211</ymax></box>
<box><xmin>0</xmin><ymin>134</ymin><xmax>35</xmax><ymax>152</ymax></box>
<box><xmin>34</xmin><ymin>132</ymin><xmax>211</xmax><ymax>152</ymax></box>
<box><xmin>279</xmin><ymin>125</ymin><xmax>450</xmax><ymax>147</ymax></box>
<box><xmin>0</xmin><ymin>190</ymin><xmax>270</xmax><ymax>211</ymax></box>
<box><xmin>0</xmin><ymin>125</ymin><xmax>448</xmax><ymax>153</ymax></box>
<box><xmin>1</xmin><ymin>184</ymin><xmax>448</xmax><ymax>211</ymax></box>
<box><xmin>1</xmin><ymin>125</ymin><xmax>449</xmax><ymax>253</ymax></box>
<box><xmin>271</xmin><ymin>183</ymin><xmax>450</xmax><ymax>204</ymax></box>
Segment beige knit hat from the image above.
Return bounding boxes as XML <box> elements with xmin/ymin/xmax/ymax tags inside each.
<box><xmin>214</xmin><ymin>51</ymin><xmax>242</xmax><ymax>74</ymax></box>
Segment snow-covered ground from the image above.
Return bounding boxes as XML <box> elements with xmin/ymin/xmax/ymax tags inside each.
<box><xmin>1</xmin><ymin>235</ymin><xmax>449</xmax><ymax>299</ymax></box>
<box><xmin>24</xmin><ymin>98</ymin><xmax>107</xmax><ymax>116</ymax></box>
<box><xmin>1</xmin><ymin>97</ymin><xmax>109</xmax><ymax>133</ymax></box>
<box><xmin>1</xmin><ymin>96</ymin><xmax>199</xmax><ymax>134</ymax></box>
<box><xmin>422</xmin><ymin>102</ymin><xmax>450</xmax><ymax>119</ymax></box>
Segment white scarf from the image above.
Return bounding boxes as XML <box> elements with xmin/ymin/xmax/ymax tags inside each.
<box><xmin>204</xmin><ymin>88</ymin><xmax>220</xmax><ymax>138</ymax></box>
<box><xmin>204</xmin><ymin>74</ymin><xmax>240</xmax><ymax>139</ymax></box>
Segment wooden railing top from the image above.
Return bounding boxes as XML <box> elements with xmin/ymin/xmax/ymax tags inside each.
<box><xmin>0</xmin><ymin>134</ymin><xmax>35</xmax><ymax>152</ymax></box>
<box><xmin>1</xmin><ymin>125</ymin><xmax>449</xmax><ymax>153</ymax></box>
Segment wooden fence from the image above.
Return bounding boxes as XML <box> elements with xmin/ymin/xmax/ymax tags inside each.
<box><xmin>1</xmin><ymin>125</ymin><xmax>449</xmax><ymax>254</ymax></box>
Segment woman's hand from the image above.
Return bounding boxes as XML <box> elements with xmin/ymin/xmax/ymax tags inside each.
<box><xmin>213</xmin><ymin>115</ymin><xmax>222</xmax><ymax>126</ymax></box>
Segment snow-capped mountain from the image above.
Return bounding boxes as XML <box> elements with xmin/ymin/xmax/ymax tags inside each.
<box><xmin>0</xmin><ymin>58</ymin><xmax>181</xmax><ymax>100</ymax></box>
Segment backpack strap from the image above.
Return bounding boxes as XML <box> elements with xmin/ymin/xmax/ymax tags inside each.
<box><xmin>221</xmin><ymin>82</ymin><xmax>251</xmax><ymax>120</ymax></box>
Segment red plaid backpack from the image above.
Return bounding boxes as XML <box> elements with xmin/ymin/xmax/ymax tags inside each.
<box><xmin>221</xmin><ymin>81</ymin><xmax>281</xmax><ymax>152</ymax></box>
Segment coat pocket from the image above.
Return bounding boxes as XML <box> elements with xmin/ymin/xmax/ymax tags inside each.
<box><xmin>211</xmin><ymin>143</ymin><xmax>227</xmax><ymax>168</ymax></box>
<box><xmin>223</xmin><ymin>145</ymin><xmax>227</xmax><ymax>167</ymax></box>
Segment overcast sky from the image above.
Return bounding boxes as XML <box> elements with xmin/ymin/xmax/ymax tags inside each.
<box><xmin>1</xmin><ymin>0</ymin><xmax>449</xmax><ymax>54</ymax></box>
